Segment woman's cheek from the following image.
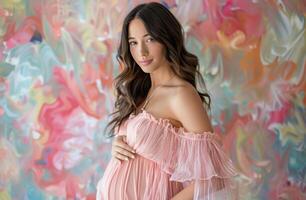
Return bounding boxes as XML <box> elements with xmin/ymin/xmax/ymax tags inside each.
<box><xmin>130</xmin><ymin>48</ymin><xmax>136</xmax><ymax>60</ymax></box>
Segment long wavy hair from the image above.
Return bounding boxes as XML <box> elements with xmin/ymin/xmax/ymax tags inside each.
<box><xmin>106</xmin><ymin>2</ymin><xmax>211</xmax><ymax>136</ymax></box>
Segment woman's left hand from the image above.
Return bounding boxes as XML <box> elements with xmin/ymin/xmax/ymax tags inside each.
<box><xmin>112</xmin><ymin>135</ymin><xmax>136</xmax><ymax>163</ymax></box>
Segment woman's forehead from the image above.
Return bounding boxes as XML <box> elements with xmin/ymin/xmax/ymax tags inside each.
<box><xmin>128</xmin><ymin>19</ymin><xmax>149</xmax><ymax>38</ymax></box>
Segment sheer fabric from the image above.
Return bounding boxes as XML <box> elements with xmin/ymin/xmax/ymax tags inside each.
<box><xmin>97</xmin><ymin>110</ymin><xmax>237</xmax><ymax>200</ymax></box>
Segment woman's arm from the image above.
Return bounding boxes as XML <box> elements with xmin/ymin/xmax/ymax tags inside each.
<box><xmin>170</xmin><ymin>85</ymin><xmax>214</xmax><ymax>199</ymax></box>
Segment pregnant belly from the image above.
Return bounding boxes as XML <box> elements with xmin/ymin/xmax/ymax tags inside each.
<box><xmin>97</xmin><ymin>155</ymin><xmax>183</xmax><ymax>200</ymax></box>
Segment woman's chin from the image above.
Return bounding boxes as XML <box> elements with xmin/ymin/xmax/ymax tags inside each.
<box><xmin>139</xmin><ymin>65</ymin><xmax>154</xmax><ymax>73</ymax></box>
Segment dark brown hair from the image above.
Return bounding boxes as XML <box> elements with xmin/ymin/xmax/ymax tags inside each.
<box><xmin>106</xmin><ymin>2</ymin><xmax>211</xmax><ymax>136</ymax></box>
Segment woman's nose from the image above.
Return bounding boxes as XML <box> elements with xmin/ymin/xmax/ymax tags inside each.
<box><xmin>139</xmin><ymin>42</ymin><xmax>148</xmax><ymax>57</ymax></box>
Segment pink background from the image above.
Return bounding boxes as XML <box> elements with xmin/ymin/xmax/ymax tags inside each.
<box><xmin>0</xmin><ymin>0</ymin><xmax>305</xmax><ymax>199</ymax></box>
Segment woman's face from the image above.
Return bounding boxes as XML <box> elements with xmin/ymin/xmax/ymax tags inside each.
<box><xmin>128</xmin><ymin>18</ymin><xmax>169</xmax><ymax>73</ymax></box>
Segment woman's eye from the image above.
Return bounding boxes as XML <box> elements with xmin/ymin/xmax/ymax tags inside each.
<box><xmin>129</xmin><ymin>41</ymin><xmax>137</xmax><ymax>46</ymax></box>
<box><xmin>147</xmin><ymin>38</ymin><xmax>154</xmax><ymax>42</ymax></box>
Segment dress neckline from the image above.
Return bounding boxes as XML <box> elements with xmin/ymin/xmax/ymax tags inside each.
<box><xmin>130</xmin><ymin>109</ymin><xmax>172</xmax><ymax>125</ymax></box>
<box><xmin>129</xmin><ymin>109</ymin><xmax>216</xmax><ymax>138</ymax></box>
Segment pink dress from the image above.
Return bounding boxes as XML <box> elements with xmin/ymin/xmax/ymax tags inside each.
<box><xmin>96</xmin><ymin>109</ymin><xmax>237</xmax><ymax>200</ymax></box>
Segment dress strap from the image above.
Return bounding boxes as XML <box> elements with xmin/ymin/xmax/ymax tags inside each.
<box><xmin>141</xmin><ymin>93</ymin><xmax>154</xmax><ymax>110</ymax></box>
<box><xmin>141</xmin><ymin>75</ymin><xmax>175</xmax><ymax>110</ymax></box>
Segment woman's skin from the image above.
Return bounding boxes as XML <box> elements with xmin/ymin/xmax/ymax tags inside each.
<box><xmin>112</xmin><ymin>18</ymin><xmax>213</xmax><ymax>200</ymax></box>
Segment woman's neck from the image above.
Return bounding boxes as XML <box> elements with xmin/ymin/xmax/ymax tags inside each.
<box><xmin>149</xmin><ymin>67</ymin><xmax>175</xmax><ymax>88</ymax></box>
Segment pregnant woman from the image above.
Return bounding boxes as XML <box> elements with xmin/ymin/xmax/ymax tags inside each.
<box><xmin>96</xmin><ymin>2</ymin><xmax>237</xmax><ymax>200</ymax></box>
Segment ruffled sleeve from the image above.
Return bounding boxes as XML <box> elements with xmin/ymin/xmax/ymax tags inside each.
<box><xmin>170</xmin><ymin>129</ymin><xmax>238</xmax><ymax>200</ymax></box>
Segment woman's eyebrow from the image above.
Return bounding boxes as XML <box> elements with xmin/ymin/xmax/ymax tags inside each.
<box><xmin>128</xmin><ymin>34</ymin><xmax>150</xmax><ymax>40</ymax></box>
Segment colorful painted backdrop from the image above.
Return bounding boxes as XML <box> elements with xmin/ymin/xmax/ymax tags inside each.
<box><xmin>0</xmin><ymin>0</ymin><xmax>305</xmax><ymax>199</ymax></box>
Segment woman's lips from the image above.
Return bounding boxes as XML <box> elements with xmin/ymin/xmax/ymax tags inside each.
<box><xmin>139</xmin><ymin>59</ymin><xmax>153</xmax><ymax>66</ymax></box>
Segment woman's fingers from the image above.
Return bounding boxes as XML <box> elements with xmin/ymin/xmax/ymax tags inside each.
<box><xmin>114</xmin><ymin>152</ymin><xmax>128</xmax><ymax>162</ymax></box>
<box><xmin>114</xmin><ymin>151</ymin><xmax>132</xmax><ymax>162</ymax></box>
<box><xmin>113</xmin><ymin>145</ymin><xmax>135</xmax><ymax>159</ymax></box>
<box><xmin>112</xmin><ymin>135</ymin><xmax>136</xmax><ymax>161</ymax></box>
<box><xmin>113</xmin><ymin>136</ymin><xmax>135</xmax><ymax>153</ymax></box>
<box><xmin>114</xmin><ymin>142</ymin><xmax>135</xmax><ymax>154</ymax></box>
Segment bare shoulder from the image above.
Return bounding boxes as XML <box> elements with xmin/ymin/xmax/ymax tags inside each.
<box><xmin>170</xmin><ymin>81</ymin><xmax>213</xmax><ymax>133</ymax></box>
<box><xmin>168</xmin><ymin>81</ymin><xmax>202</xmax><ymax>111</ymax></box>
<box><xmin>172</xmin><ymin>82</ymin><xmax>201</xmax><ymax>103</ymax></box>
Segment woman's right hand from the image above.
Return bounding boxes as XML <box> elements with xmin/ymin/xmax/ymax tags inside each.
<box><xmin>112</xmin><ymin>135</ymin><xmax>136</xmax><ymax>163</ymax></box>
